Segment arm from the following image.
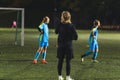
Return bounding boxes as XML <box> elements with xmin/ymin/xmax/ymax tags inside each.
<box><xmin>71</xmin><ymin>25</ymin><xmax>78</xmax><ymax>40</ymax></box>
<box><xmin>92</xmin><ymin>31</ymin><xmax>94</xmax><ymax>37</ymax></box>
<box><xmin>38</xmin><ymin>23</ymin><xmax>44</xmax><ymax>34</ymax></box>
<box><xmin>55</xmin><ymin>23</ymin><xmax>60</xmax><ymax>34</ymax></box>
<box><xmin>91</xmin><ymin>28</ymin><xmax>97</xmax><ymax>38</ymax></box>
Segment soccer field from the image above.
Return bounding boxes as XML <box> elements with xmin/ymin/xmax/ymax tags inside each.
<box><xmin>0</xmin><ymin>28</ymin><xmax>120</xmax><ymax>80</ymax></box>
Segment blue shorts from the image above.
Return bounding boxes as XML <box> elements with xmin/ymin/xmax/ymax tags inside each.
<box><xmin>90</xmin><ymin>42</ymin><xmax>98</xmax><ymax>51</ymax></box>
<box><xmin>39</xmin><ymin>42</ymin><xmax>49</xmax><ymax>47</ymax></box>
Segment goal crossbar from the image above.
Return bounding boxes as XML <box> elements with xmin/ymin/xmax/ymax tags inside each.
<box><xmin>0</xmin><ymin>7</ymin><xmax>24</xmax><ymax>46</ymax></box>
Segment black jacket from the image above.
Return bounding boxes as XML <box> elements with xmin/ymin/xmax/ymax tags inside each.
<box><xmin>55</xmin><ymin>23</ymin><xmax>78</xmax><ymax>45</ymax></box>
<box><xmin>55</xmin><ymin>23</ymin><xmax>78</xmax><ymax>59</ymax></box>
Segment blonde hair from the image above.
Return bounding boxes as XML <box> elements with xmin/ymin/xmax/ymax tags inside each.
<box><xmin>61</xmin><ymin>11</ymin><xmax>71</xmax><ymax>23</ymax></box>
<box><xmin>92</xmin><ymin>19</ymin><xmax>100</xmax><ymax>28</ymax></box>
<box><xmin>93</xmin><ymin>19</ymin><xmax>100</xmax><ymax>26</ymax></box>
<box><xmin>42</xmin><ymin>16</ymin><xmax>49</xmax><ymax>23</ymax></box>
<box><xmin>39</xmin><ymin>16</ymin><xmax>49</xmax><ymax>26</ymax></box>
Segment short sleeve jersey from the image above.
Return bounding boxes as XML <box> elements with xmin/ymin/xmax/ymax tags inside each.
<box><xmin>39</xmin><ymin>23</ymin><xmax>49</xmax><ymax>42</ymax></box>
<box><xmin>88</xmin><ymin>27</ymin><xmax>98</xmax><ymax>44</ymax></box>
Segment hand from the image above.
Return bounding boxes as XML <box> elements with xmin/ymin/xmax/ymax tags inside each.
<box><xmin>40</xmin><ymin>30</ymin><xmax>44</xmax><ymax>34</ymax></box>
<box><xmin>54</xmin><ymin>44</ymin><xmax>58</xmax><ymax>48</ymax></box>
<box><xmin>93</xmin><ymin>36</ymin><xmax>96</xmax><ymax>38</ymax></box>
<box><xmin>86</xmin><ymin>44</ymin><xmax>89</xmax><ymax>49</ymax></box>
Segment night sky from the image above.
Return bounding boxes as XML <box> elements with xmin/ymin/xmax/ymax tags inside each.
<box><xmin>25</xmin><ymin>0</ymin><xmax>55</xmax><ymax>27</ymax></box>
<box><xmin>0</xmin><ymin>0</ymin><xmax>120</xmax><ymax>29</ymax></box>
<box><xmin>0</xmin><ymin>0</ymin><xmax>56</xmax><ymax>28</ymax></box>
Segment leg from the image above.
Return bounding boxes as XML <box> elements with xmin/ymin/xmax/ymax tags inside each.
<box><xmin>41</xmin><ymin>47</ymin><xmax>48</xmax><ymax>64</ymax></box>
<box><xmin>93</xmin><ymin>43</ymin><xmax>99</xmax><ymax>60</ymax></box>
<box><xmin>81</xmin><ymin>43</ymin><xmax>94</xmax><ymax>62</ymax></box>
<box><xmin>81</xmin><ymin>50</ymin><xmax>93</xmax><ymax>62</ymax></box>
<box><xmin>35</xmin><ymin>47</ymin><xmax>43</xmax><ymax>60</ymax></box>
<box><xmin>33</xmin><ymin>47</ymin><xmax>43</xmax><ymax>64</ymax></box>
<box><xmin>34</xmin><ymin>41</ymin><xmax>43</xmax><ymax>60</ymax></box>
<box><xmin>93</xmin><ymin>49</ymin><xmax>98</xmax><ymax>60</ymax></box>
<box><xmin>66</xmin><ymin>58</ymin><xmax>71</xmax><ymax>76</ymax></box>
<box><xmin>58</xmin><ymin>58</ymin><xmax>64</xmax><ymax>76</ymax></box>
<box><xmin>82</xmin><ymin>43</ymin><xmax>95</xmax><ymax>58</ymax></box>
<box><xmin>42</xmin><ymin>47</ymin><xmax>47</xmax><ymax>60</ymax></box>
<box><xmin>92</xmin><ymin>44</ymin><xmax>99</xmax><ymax>63</ymax></box>
<box><xmin>66</xmin><ymin>58</ymin><xmax>74</xmax><ymax>80</ymax></box>
<box><xmin>92</xmin><ymin>51</ymin><xmax>99</xmax><ymax>63</ymax></box>
<box><xmin>81</xmin><ymin>50</ymin><xmax>93</xmax><ymax>58</ymax></box>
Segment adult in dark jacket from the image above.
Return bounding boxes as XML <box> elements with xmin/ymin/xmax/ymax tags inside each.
<box><xmin>55</xmin><ymin>11</ymin><xmax>78</xmax><ymax>80</ymax></box>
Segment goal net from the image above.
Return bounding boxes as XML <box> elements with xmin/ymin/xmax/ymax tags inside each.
<box><xmin>0</xmin><ymin>7</ymin><xmax>24</xmax><ymax>46</ymax></box>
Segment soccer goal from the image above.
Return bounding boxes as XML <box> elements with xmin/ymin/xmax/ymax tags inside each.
<box><xmin>0</xmin><ymin>7</ymin><xmax>24</xmax><ymax>46</ymax></box>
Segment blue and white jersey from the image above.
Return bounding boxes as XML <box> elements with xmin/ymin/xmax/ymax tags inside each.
<box><xmin>88</xmin><ymin>27</ymin><xmax>98</xmax><ymax>44</ymax></box>
<box><xmin>38</xmin><ymin>23</ymin><xmax>49</xmax><ymax>42</ymax></box>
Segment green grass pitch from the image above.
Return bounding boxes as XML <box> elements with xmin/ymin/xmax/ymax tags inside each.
<box><xmin>0</xmin><ymin>28</ymin><xmax>120</xmax><ymax>80</ymax></box>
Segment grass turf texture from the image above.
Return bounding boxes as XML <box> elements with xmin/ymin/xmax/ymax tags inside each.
<box><xmin>0</xmin><ymin>28</ymin><xmax>120</xmax><ymax>80</ymax></box>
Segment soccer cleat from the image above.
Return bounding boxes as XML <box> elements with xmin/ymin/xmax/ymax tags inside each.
<box><xmin>66</xmin><ymin>76</ymin><xmax>74</xmax><ymax>80</ymax></box>
<box><xmin>41</xmin><ymin>60</ymin><xmax>48</xmax><ymax>64</ymax></box>
<box><xmin>58</xmin><ymin>76</ymin><xmax>64</xmax><ymax>80</ymax></box>
<box><xmin>92</xmin><ymin>60</ymin><xmax>99</xmax><ymax>63</ymax></box>
<box><xmin>33</xmin><ymin>59</ymin><xmax>37</xmax><ymax>64</ymax></box>
<box><xmin>81</xmin><ymin>58</ymin><xmax>84</xmax><ymax>62</ymax></box>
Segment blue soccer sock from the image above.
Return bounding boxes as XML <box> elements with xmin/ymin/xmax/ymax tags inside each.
<box><xmin>34</xmin><ymin>52</ymin><xmax>40</xmax><ymax>60</ymax></box>
<box><xmin>42</xmin><ymin>52</ymin><xmax>46</xmax><ymax>60</ymax></box>
<box><xmin>82</xmin><ymin>50</ymin><xmax>92</xmax><ymax>58</ymax></box>
<box><xmin>93</xmin><ymin>52</ymin><xmax>98</xmax><ymax>60</ymax></box>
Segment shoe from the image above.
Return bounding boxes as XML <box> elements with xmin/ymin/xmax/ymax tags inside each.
<box><xmin>33</xmin><ymin>59</ymin><xmax>37</xmax><ymax>64</ymax></box>
<box><xmin>81</xmin><ymin>57</ymin><xmax>84</xmax><ymax>62</ymax></box>
<box><xmin>66</xmin><ymin>76</ymin><xmax>74</xmax><ymax>80</ymax></box>
<box><xmin>92</xmin><ymin>60</ymin><xmax>99</xmax><ymax>63</ymax></box>
<box><xmin>41</xmin><ymin>60</ymin><xmax>48</xmax><ymax>64</ymax></box>
<box><xmin>58</xmin><ymin>76</ymin><xmax>64</xmax><ymax>80</ymax></box>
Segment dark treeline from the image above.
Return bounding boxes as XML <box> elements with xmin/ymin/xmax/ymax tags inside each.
<box><xmin>0</xmin><ymin>0</ymin><xmax>120</xmax><ymax>29</ymax></box>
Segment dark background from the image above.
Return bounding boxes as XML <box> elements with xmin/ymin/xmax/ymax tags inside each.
<box><xmin>0</xmin><ymin>0</ymin><xmax>120</xmax><ymax>29</ymax></box>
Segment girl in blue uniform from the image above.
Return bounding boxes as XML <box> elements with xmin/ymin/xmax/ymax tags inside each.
<box><xmin>81</xmin><ymin>19</ymin><xmax>100</xmax><ymax>63</ymax></box>
<box><xmin>33</xmin><ymin>16</ymin><xmax>50</xmax><ymax>64</ymax></box>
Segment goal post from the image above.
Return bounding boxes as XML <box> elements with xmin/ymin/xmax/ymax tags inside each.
<box><xmin>0</xmin><ymin>7</ymin><xmax>24</xmax><ymax>46</ymax></box>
